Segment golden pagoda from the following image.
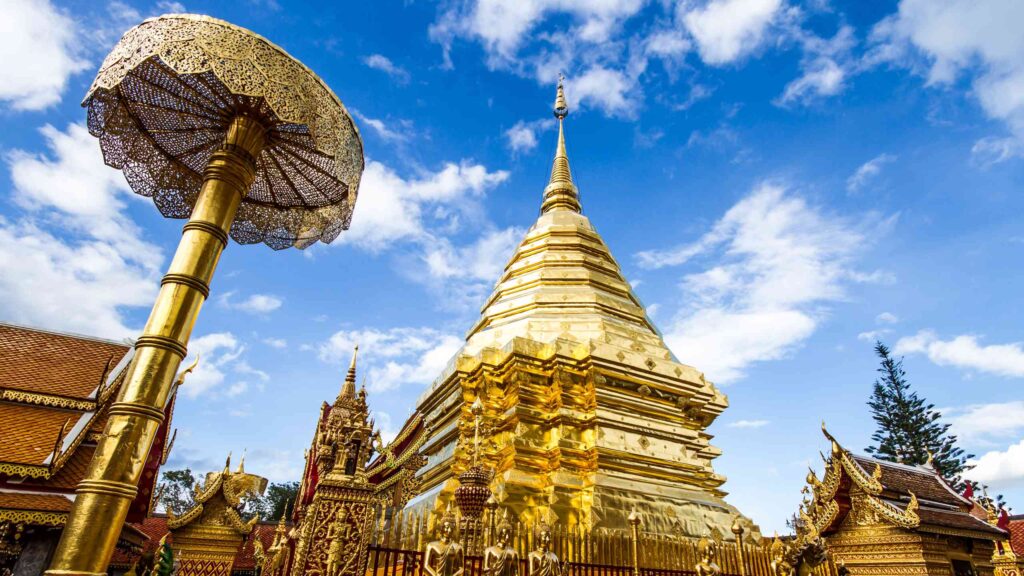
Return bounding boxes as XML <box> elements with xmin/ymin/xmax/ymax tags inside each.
<box><xmin>409</xmin><ymin>79</ymin><xmax>759</xmax><ymax>540</ymax></box>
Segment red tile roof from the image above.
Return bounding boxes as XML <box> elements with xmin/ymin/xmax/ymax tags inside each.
<box><xmin>1008</xmin><ymin>516</ymin><xmax>1024</xmax><ymax>555</ymax></box>
<box><xmin>0</xmin><ymin>490</ymin><xmax>73</xmax><ymax>512</ymax></box>
<box><xmin>0</xmin><ymin>323</ymin><xmax>129</xmax><ymax>399</ymax></box>
<box><xmin>0</xmin><ymin>403</ymin><xmax>78</xmax><ymax>465</ymax></box>
<box><xmin>851</xmin><ymin>455</ymin><xmax>968</xmax><ymax>507</ymax></box>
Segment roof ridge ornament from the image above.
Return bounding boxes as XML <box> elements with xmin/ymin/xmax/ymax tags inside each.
<box><xmin>542</xmin><ymin>74</ymin><xmax>581</xmax><ymax>214</ymax></box>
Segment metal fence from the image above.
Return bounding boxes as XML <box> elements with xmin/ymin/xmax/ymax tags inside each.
<box><xmin>363</xmin><ymin>508</ymin><xmax>839</xmax><ymax>576</ymax></box>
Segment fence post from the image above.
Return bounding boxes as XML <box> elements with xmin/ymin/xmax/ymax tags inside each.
<box><xmin>731</xmin><ymin>519</ymin><xmax>746</xmax><ymax>576</ymax></box>
<box><xmin>628</xmin><ymin>510</ymin><xmax>641</xmax><ymax>576</ymax></box>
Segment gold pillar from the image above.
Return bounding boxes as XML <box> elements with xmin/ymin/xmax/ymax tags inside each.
<box><xmin>732</xmin><ymin>519</ymin><xmax>746</xmax><ymax>576</ymax></box>
<box><xmin>629</xmin><ymin>511</ymin><xmax>641</xmax><ymax>576</ymax></box>
<box><xmin>46</xmin><ymin>116</ymin><xmax>266</xmax><ymax>576</ymax></box>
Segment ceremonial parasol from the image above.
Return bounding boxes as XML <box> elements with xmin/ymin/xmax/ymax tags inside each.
<box><xmin>47</xmin><ymin>15</ymin><xmax>364</xmax><ymax>574</ymax></box>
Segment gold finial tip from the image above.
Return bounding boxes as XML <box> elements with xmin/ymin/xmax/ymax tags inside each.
<box><xmin>553</xmin><ymin>74</ymin><xmax>568</xmax><ymax>119</ymax></box>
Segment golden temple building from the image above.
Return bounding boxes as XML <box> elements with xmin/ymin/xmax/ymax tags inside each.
<box><xmin>407</xmin><ymin>80</ymin><xmax>759</xmax><ymax>540</ymax></box>
<box><xmin>801</xmin><ymin>427</ymin><xmax>1009</xmax><ymax>576</ymax></box>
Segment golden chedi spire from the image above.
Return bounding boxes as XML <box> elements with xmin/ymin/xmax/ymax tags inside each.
<box><xmin>337</xmin><ymin>345</ymin><xmax>358</xmax><ymax>403</ymax></box>
<box><xmin>542</xmin><ymin>75</ymin><xmax>581</xmax><ymax>214</ymax></box>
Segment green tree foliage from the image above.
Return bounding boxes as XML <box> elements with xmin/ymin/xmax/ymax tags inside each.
<box><xmin>865</xmin><ymin>341</ymin><xmax>973</xmax><ymax>487</ymax></box>
<box><xmin>241</xmin><ymin>481</ymin><xmax>300</xmax><ymax>521</ymax></box>
<box><xmin>264</xmin><ymin>481</ymin><xmax>300</xmax><ymax>520</ymax></box>
<box><xmin>156</xmin><ymin>468</ymin><xmax>198</xmax><ymax>515</ymax></box>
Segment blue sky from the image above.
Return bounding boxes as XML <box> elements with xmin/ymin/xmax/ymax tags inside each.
<box><xmin>1</xmin><ymin>0</ymin><xmax>1022</xmax><ymax>533</ymax></box>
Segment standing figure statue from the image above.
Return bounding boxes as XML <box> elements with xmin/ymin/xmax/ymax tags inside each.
<box><xmin>770</xmin><ymin>537</ymin><xmax>794</xmax><ymax>576</ymax></box>
<box><xmin>326</xmin><ymin>509</ymin><xmax>353</xmax><ymax>576</ymax></box>
<box><xmin>695</xmin><ymin>536</ymin><xmax>722</xmax><ymax>576</ymax></box>
<box><xmin>528</xmin><ymin>522</ymin><xmax>568</xmax><ymax>576</ymax></box>
<box><xmin>424</xmin><ymin>506</ymin><xmax>465</xmax><ymax>576</ymax></box>
<box><xmin>483</xmin><ymin>509</ymin><xmax>520</xmax><ymax>576</ymax></box>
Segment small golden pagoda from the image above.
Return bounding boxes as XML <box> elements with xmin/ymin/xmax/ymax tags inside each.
<box><xmin>409</xmin><ymin>79</ymin><xmax>758</xmax><ymax>540</ymax></box>
<box><xmin>165</xmin><ymin>455</ymin><xmax>269</xmax><ymax>576</ymax></box>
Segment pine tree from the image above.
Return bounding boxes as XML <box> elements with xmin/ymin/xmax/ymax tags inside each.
<box><xmin>865</xmin><ymin>341</ymin><xmax>973</xmax><ymax>487</ymax></box>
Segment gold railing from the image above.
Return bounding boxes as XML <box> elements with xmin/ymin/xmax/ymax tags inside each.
<box><xmin>365</xmin><ymin>507</ymin><xmax>839</xmax><ymax>576</ymax></box>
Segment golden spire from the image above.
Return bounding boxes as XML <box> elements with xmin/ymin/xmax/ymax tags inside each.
<box><xmin>338</xmin><ymin>345</ymin><xmax>358</xmax><ymax>401</ymax></box>
<box><xmin>542</xmin><ymin>75</ymin><xmax>581</xmax><ymax>214</ymax></box>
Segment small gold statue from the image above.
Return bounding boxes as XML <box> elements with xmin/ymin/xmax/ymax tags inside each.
<box><xmin>695</xmin><ymin>536</ymin><xmax>722</xmax><ymax>576</ymax></box>
<box><xmin>527</xmin><ymin>522</ymin><xmax>567</xmax><ymax>576</ymax></box>
<box><xmin>424</xmin><ymin>505</ymin><xmax>465</xmax><ymax>576</ymax></box>
<box><xmin>770</xmin><ymin>536</ymin><xmax>794</xmax><ymax>576</ymax></box>
<box><xmin>326</xmin><ymin>509</ymin><xmax>352</xmax><ymax>576</ymax></box>
<box><xmin>483</xmin><ymin>509</ymin><xmax>520</xmax><ymax>576</ymax></box>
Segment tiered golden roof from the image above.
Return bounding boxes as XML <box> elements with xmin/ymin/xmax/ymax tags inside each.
<box><xmin>411</xmin><ymin>81</ymin><xmax>755</xmax><ymax>540</ymax></box>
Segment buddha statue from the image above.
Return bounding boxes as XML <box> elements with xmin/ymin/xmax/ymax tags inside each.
<box><xmin>770</xmin><ymin>537</ymin><xmax>794</xmax><ymax>576</ymax></box>
<box><xmin>695</xmin><ymin>536</ymin><xmax>722</xmax><ymax>576</ymax></box>
<box><xmin>527</xmin><ymin>522</ymin><xmax>566</xmax><ymax>576</ymax></box>
<box><xmin>424</xmin><ymin>506</ymin><xmax>465</xmax><ymax>576</ymax></box>
<box><xmin>483</xmin><ymin>509</ymin><xmax>520</xmax><ymax>576</ymax></box>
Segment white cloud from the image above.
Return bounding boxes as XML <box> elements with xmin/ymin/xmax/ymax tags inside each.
<box><xmin>220</xmin><ymin>292</ymin><xmax>283</xmax><ymax>315</ymax></box>
<box><xmin>971</xmin><ymin>136</ymin><xmax>1024</xmax><ymax>168</ymax></box>
<box><xmin>263</xmin><ymin>338</ymin><xmax>288</xmax><ymax>349</ymax></box>
<box><xmin>363</xmin><ymin>54</ymin><xmax>411</xmax><ymax>84</ymax></box>
<box><xmin>431</xmin><ymin>0</ymin><xmax>645</xmax><ymax>64</ymax></box>
<box><xmin>871</xmin><ymin>0</ymin><xmax>1024</xmax><ymax>164</ymax></box>
<box><xmin>505</xmin><ymin>119</ymin><xmax>554</xmax><ymax>153</ymax></box>
<box><xmin>0</xmin><ymin>123</ymin><xmax>163</xmax><ymax>339</ymax></box>
<box><xmin>966</xmin><ymin>439</ymin><xmax>1024</xmax><ymax>491</ymax></box>
<box><xmin>0</xmin><ymin>0</ymin><xmax>89</xmax><ymax>110</ymax></box>
<box><xmin>681</xmin><ymin>0</ymin><xmax>783</xmax><ymax>66</ymax></box>
<box><xmin>857</xmin><ymin>329</ymin><xmax>891</xmax><ymax>342</ymax></box>
<box><xmin>637</xmin><ymin>183</ymin><xmax>884</xmax><ymax>383</ymax></box>
<box><xmin>178</xmin><ymin>333</ymin><xmax>267</xmax><ymax>399</ymax></box>
<box><xmin>424</xmin><ymin>228</ymin><xmax>522</xmax><ymax>283</ymax></box>
<box><xmin>729</xmin><ymin>419</ymin><xmax>770</xmax><ymax>428</ymax></box>
<box><xmin>351</xmin><ymin>110</ymin><xmax>409</xmax><ymax>143</ymax></box>
<box><xmin>570</xmin><ymin>66</ymin><xmax>637</xmax><ymax>118</ymax></box>
<box><xmin>846</xmin><ymin>153</ymin><xmax>897</xmax><ymax>193</ymax></box>
<box><xmin>318</xmin><ymin>327</ymin><xmax>463</xmax><ymax>392</ymax></box>
<box><xmin>341</xmin><ymin>160</ymin><xmax>509</xmax><ymax>251</ymax></box>
<box><xmin>778</xmin><ymin>25</ymin><xmax>856</xmax><ymax>106</ymax></box>
<box><xmin>876</xmin><ymin>311</ymin><xmax>899</xmax><ymax>324</ymax></box>
<box><xmin>181</xmin><ymin>333</ymin><xmax>243</xmax><ymax>398</ymax></box>
<box><xmin>895</xmin><ymin>330</ymin><xmax>1024</xmax><ymax>378</ymax></box>
<box><xmin>945</xmin><ymin>401</ymin><xmax>1024</xmax><ymax>445</ymax></box>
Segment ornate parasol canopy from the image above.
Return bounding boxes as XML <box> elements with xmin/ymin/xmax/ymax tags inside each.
<box><xmin>83</xmin><ymin>14</ymin><xmax>364</xmax><ymax>250</ymax></box>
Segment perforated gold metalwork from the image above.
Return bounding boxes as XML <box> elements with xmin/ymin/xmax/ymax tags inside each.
<box><xmin>84</xmin><ymin>14</ymin><xmax>364</xmax><ymax>250</ymax></box>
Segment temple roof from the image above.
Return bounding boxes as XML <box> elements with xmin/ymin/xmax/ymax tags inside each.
<box><xmin>806</xmin><ymin>426</ymin><xmax>1005</xmax><ymax>539</ymax></box>
<box><xmin>0</xmin><ymin>321</ymin><xmax>130</xmax><ymax>399</ymax></box>
<box><xmin>1009</xmin><ymin>515</ymin><xmax>1024</xmax><ymax>555</ymax></box>
<box><xmin>0</xmin><ymin>321</ymin><xmax>174</xmax><ymax>525</ymax></box>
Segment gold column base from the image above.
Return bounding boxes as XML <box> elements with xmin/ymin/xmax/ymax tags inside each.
<box><xmin>45</xmin><ymin>116</ymin><xmax>266</xmax><ymax>575</ymax></box>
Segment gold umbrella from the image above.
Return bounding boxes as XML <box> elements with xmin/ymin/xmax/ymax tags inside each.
<box><xmin>47</xmin><ymin>14</ymin><xmax>363</xmax><ymax>574</ymax></box>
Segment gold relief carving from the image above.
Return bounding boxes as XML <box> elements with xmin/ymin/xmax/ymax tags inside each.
<box><xmin>0</xmin><ymin>462</ymin><xmax>50</xmax><ymax>479</ymax></box>
<box><xmin>0</xmin><ymin>389</ymin><xmax>96</xmax><ymax>411</ymax></box>
<box><xmin>0</xmin><ymin>509</ymin><xmax>66</xmax><ymax>527</ymax></box>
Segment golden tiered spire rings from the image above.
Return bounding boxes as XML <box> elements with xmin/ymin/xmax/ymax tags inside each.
<box><xmin>542</xmin><ymin>75</ymin><xmax>581</xmax><ymax>214</ymax></box>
